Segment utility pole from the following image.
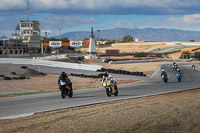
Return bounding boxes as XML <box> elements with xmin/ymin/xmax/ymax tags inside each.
<box><xmin>26</xmin><ymin>0</ymin><xmax>29</xmax><ymax>22</ymax></box>
<box><xmin>59</xmin><ymin>29</ymin><xmax>62</xmax><ymax>39</ymax></box>
<box><xmin>97</xmin><ymin>29</ymin><xmax>100</xmax><ymax>54</ymax></box>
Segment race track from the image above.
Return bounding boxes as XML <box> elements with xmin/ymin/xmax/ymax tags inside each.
<box><xmin>0</xmin><ymin>64</ymin><xmax>199</xmax><ymax>119</ymax></box>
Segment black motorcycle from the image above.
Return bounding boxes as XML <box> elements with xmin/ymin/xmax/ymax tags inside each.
<box><xmin>161</xmin><ymin>74</ymin><xmax>168</xmax><ymax>83</ymax></box>
<box><xmin>60</xmin><ymin>80</ymin><xmax>73</xmax><ymax>99</ymax></box>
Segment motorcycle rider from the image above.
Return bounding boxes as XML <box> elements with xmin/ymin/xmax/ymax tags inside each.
<box><xmin>172</xmin><ymin>62</ymin><xmax>176</xmax><ymax>70</ymax></box>
<box><xmin>176</xmin><ymin>69</ymin><xmax>181</xmax><ymax>74</ymax></box>
<box><xmin>102</xmin><ymin>71</ymin><xmax>117</xmax><ymax>90</ymax></box>
<box><xmin>58</xmin><ymin>72</ymin><xmax>72</xmax><ymax>90</ymax></box>
<box><xmin>192</xmin><ymin>64</ymin><xmax>195</xmax><ymax>71</ymax></box>
<box><xmin>161</xmin><ymin>69</ymin><xmax>167</xmax><ymax>77</ymax></box>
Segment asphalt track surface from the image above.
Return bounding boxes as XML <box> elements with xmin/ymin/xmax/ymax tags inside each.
<box><xmin>0</xmin><ymin>64</ymin><xmax>199</xmax><ymax>119</ymax></box>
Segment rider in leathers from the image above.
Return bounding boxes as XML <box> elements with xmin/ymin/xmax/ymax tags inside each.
<box><xmin>58</xmin><ymin>72</ymin><xmax>72</xmax><ymax>90</ymax></box>
<box><xmin>102</xmin><ymin>72</ymin><xmax>117</xmax><ymax>90</ymax></box>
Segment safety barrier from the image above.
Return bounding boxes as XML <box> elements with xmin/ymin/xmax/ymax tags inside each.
<box><xmin>108</xmin><ymin>58</ymin><xmax>198</xmax><ymax>64</ymax></box>
<box><xmin>0</xmin><ymin>58</ymin><xmax>102</xmax><ymax>71</ymax></box>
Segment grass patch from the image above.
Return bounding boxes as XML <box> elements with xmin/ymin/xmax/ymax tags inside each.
<box><xmin>169</xmin><ymin>46</ymin><xmax>192</xmax><ymax>52</ymax></box>
<box><xmin>0</xmin><ymin>91</ymin><xmax>52</xmax><ymax>97</ymax></box>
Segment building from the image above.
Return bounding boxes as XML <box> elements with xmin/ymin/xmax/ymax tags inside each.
<box><xmin>0</xmin><ymin>36</ymin><xmax>28</xmax><ymax>56</ymax></box>
<box><xmin>16</xmin><ymin>20</ymin><xmax>41</xmax><ymax>48</ymax></box>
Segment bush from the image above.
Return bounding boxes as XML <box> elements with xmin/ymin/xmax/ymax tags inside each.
<box><xmin>180</xmin><ymin>51</ymin><xmax>191</xmax><ymax>59</ymax></box>
<box><xmin>134</xmin><ymin>52</ymin><xmax>147</xmax><ymax>57</ymax></box>
<box><xmin>193</xmin><ymin>52</ymin><xmax>200</xmax><ymax>60</ymax></box>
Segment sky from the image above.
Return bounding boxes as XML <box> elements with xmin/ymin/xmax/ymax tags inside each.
<box><xmin>0</xmin><ymin>0</ymin><xmax>200</xmax><ymax>37</ymax></box>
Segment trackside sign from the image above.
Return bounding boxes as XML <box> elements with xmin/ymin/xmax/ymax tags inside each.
<box><xmin>70</xmin><ymin>41</ymin><xmax>82</xmax><ymax>47</ymax></box>
<box><xmin>49</xmin><ymin>41</ymin><xmax>62</xmax><ymax>47</ymax></box>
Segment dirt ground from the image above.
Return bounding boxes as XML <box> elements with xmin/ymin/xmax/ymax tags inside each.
<box><xmin>1</xmin><ymin>44</ymin><xmax>200</xmax><ymax>132</ymax></box>
<box><xmin>0</xmin><ymin>66</ymin><xmax>138</xmax><ymax>97</ymax></box>
<box><xmin>1</xmin><ymin>89</ymin><xmax>200</xmax><ymax>133</ymax></box>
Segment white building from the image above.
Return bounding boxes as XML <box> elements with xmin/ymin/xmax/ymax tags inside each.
<box><xmin>16</xmin><ymin>20</ymin><xmax>41</xmax><ymax>48</ymax></box>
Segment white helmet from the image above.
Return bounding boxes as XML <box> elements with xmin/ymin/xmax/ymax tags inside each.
<box><xmin>162</xmin><ymin>69</ymin><xmax>165</xmax><ymax>72</ymax></box>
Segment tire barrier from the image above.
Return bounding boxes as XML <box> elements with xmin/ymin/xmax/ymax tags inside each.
<box><xmin>0</xmin><ymin>75</ymin><xmax>4</xmax><ymax>77</ymax></box>
<box><xmin>69</xmin><ymin>73</ymin><xmax>105</xmax><ymax>79</ymax></box>
<box><xmin>21</xmin><ymin>66</ymin><xmax>28</xmax><ymax>69</ymax></box>
<box><xmin>11</xmin><ymin>72</ymin><xmax>16</xmax><ymax>75</ymax></box>
<box><xmin>18</xmin><ymin>76</ymin><xmax>26</xmax><ymax>79</ymax></box>
<box><xmin>96</xmin><ymin>68</ymin><xmax>146</xmax><ymax>77</ymax></box>
<box><xmin>4</xmin><ymin>77</ymin><xmax>12</xmax><ymax>80</ymax></box>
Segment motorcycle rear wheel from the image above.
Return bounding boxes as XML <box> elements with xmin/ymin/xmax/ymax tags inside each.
<box><xmin>114</xmin><ymin>86</ymin><xmax>118</xmax><ymax>96</ymax></box>
<box><xmin>68</xmin><ymin>87</ymin><xmax>73</xmax><ymax>98</ymax></box>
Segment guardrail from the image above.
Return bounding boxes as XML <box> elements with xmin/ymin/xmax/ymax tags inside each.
<box><xmin>0</xmin><ymin>58</ymin><xmax>102</xmax><ymax>71</ymax></box>
<box><xmin>108</xmin><ymin>58</ymin><xmax>198</xmax><ymax>64</ymax></box>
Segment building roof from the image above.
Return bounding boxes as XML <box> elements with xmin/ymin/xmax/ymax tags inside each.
<box><xmin>0</xmin><ymin>36</ymin><xmax>8</xmax><ymax>39</ymax></box>
<box><xmin>20</xmin><ymin>20</ymin><xmax>40</xmax><ymax>24</ymax></box>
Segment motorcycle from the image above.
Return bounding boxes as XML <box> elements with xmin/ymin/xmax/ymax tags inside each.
<box><xmin>174</xmin><ymin>64</ymin><xmax>178</xmax><ymax>71</ymax></box>
<box><xmin>60</xmin><ymin>80</ymin><xmax>73</xmax><ymax>99</ymax></box>
<box><xmin>103</xmin><ymin>78</ymin><xmax>118</xmax><ymax>97</ymax></box>
<box><xmin>192</xmin><ymin>65</ymin><xmax>195</xmax><ymax>71</ymax></box>
<box><xmin>176</xmin><ymin>73</ymin><xmax>181</xmax><ymax>82</ymax></box>
<box><xmin>161</xmin><ymin>74</ymin><xmax>168</xmax><ymax>83</ymax></box>
<box><xmin>172</xmin><ymin>65</ymin><xmax>175</xmax><ymax>71</ymax></box>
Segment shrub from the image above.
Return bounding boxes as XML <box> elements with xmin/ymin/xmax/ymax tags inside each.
<box><xmin>134</xmin><ymin>52</ymin><xmax>147</xmax><ymax>57</ymax></box>
<box><xmin>180</xmin><ymin>51</ymin><xmax>191</xmax><ymax>59</ymax></box>
<box><xmin>193</xmin><ymin>52</ymin><xmax>200</xmax><ymax>60</ymax></box>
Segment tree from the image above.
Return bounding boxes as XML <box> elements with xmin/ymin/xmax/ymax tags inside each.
<box><xmin>181</xmin><ymin>51</ymin><xmax>191</xmax><ymax>59</ymax></box>
<box><xmin>194</xmin><ymin>52</ymin><xmax>200</xmax><ymax>60</ymax></box>
<box><xmin>122</xmin><ymin>35</ymin><xmax>133</xmax><ymax>42</ymax></box>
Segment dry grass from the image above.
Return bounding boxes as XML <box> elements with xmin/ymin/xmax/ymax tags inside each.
<box><xmin>0</xmin><ymin>89</ymin><xmax>200</xmax><ymax>133</ymax></box>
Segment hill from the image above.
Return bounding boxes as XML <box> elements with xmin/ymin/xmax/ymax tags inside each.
<box><xmin>55</xmin><ymin>28</ymin><xmax>200</xmax><ymax>42</ymax></box>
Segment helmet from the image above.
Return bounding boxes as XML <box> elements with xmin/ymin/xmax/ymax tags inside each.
<box><xmin>104</xmin><ymin>71</ymin><xmax>109</xmax><ymax>77</ymax></box>
<box><xmin>162</xmin><ymin>69</ymin><xmax>165</xmax><ymax>72</ymax></box>
<box><xmin>61</xmin><ymin>72</ymin><xmax>67</xmax><ymax>77</ymax></box>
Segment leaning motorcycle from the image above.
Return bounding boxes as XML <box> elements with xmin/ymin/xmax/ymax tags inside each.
<box><xmin>103</xmin><ymin>78</ymin><xmax>118</xmax><ymax>97</ymax></box>
<box><xmin>161</xmin><ymin>74</ymin><xmax>168</xmax><ymax>83</ymax></box>
<box><xmin>176</xmin><ymin>73</ymin><xmax>181</xmax><ymax>82</ymax></box>
<box><xmin>60</xmin><ymin>80</ymin><xmax>73</xmax><ymax>99</ymax></box>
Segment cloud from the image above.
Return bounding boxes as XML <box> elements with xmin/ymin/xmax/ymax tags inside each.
<box><xmin>146</xmin><ymin>14</ymin><xmax>200</xmax><ymax>28</ymax></box>
<box><xmin>114</xmin><ymin>20</ymin><xmax>135</xmax><ymax>28</ymax></box>
<box><xmin>0</xmin><ymin>0</ymin><xmax>200</xmax><ymax>15</ymax></box>
<box><xmin>0</xmin><ymin>0</ymin><xmax>25</xmax><ymax>10</ymax></box>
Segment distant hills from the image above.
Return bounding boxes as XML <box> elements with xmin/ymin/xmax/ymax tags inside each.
<box><xmin>54</xmin><ymin>28</ymin><xmax>200</xmax><ymax>42</ymax></box>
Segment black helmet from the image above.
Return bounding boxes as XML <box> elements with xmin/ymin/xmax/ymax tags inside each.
<box><xmin>61</xmin><ymin>72</ymin><xmax>67</xmax><ymax>77</ymax></box>
<box><xmin>104</xmin><ymin>71</ymin><xmax>108</xmax><ymax>77</ymax></box>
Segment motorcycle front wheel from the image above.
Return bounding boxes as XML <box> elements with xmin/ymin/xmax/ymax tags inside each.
<box><xmin>61</xmin><ymin>87</ymin><xmax>66</xmax><ymax>99</ymax></box>
<box><xmin>106</xmin><ymin>87</ymin><xmax>111</xmax><ymax>97</ymax></box>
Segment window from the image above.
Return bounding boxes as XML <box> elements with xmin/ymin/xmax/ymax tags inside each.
<box><xmin>0</xmin><ymin>41</ymin><xmax>3</xmax><ymax>46</ymax></box>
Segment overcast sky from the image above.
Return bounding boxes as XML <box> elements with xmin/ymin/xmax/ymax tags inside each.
<box><xmin>0</xmin><ymin>0</ymin><xmax>200</xmax><ymax>37</ymax></box>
